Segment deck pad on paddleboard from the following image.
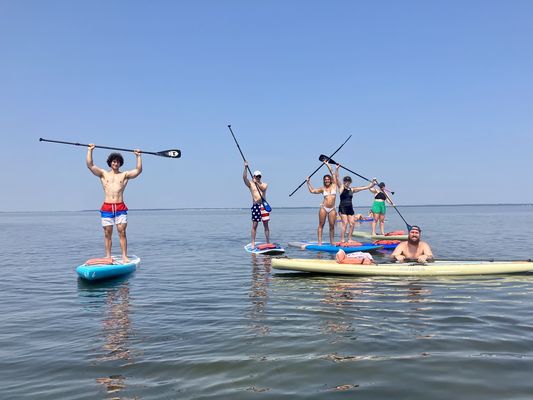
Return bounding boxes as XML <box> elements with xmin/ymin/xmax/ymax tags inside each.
<box><xmin>362</xmin><ymin>242</ymin><xmax>399</xmax><ymax>250</ymax></box>
<box><xmin>352</xmin><ymin>230</ymin><xmax>408</xmax><ymax>241</ymax></box>
<box><xmin>272</xmin><ymin>258</ymin><xmax>533</xmax><ymax>276</ymax></box>
<box><xmin>288</xmin><ymin>241</ymin><xmax>383</xmax><ymax>253</ymax></box>
<box><xmin>245</xmin><ymin>243</ymin><xmax>285</xmax><ymax>255</ymax></box>
<box><xmin>76</xmin><ymin>255</ymin><xmax>140</xmax><ymax>281</ymax></box>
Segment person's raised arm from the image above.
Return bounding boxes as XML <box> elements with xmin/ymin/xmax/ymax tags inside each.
<box><xmin>335</xmin><ymin>164</ymin><xmax>343</xmax><ymax>191</ymax></box>
<box><xmin>86</xmin><ymin>144</ymin><xmax>104</xmax><ymax>177</ymax></box>
<box><xmin>125</xmin><ymin>150</ymin><xmax>143</xmax><ymax>180</ymax></box>
<box><xmin>322</xmin><ymin>160</ymin><xmax>337</xmax><ymax>187</ymax></box>
<box><xmin>352</xmin><ymin>178</ymin><xmax>378</xmax><ymax>193</ymax></box>
<box><xmin>243</xmin><ymin>162</ymin><xmax>251</xmax><ymax>188</ymax></box>
<box><xmin>306</xmin><ymin>177</ymin><xmax>321</xmax><ymax>194</ymax></box>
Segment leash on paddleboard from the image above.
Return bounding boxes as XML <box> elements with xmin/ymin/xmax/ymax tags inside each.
<box><xmin>318</xmin><ymin>154</ymin><xmax>412</xmax><ymax>231</ymax></box>
<box><xmin>289</xmin><ymin>135</ymin><xmax>352</xmax><ymax>197</ymax></box>
<box><xmin>39</xmin><ymin>138</ymin><xmax>181</xmax><ymax>158</ymax></box>
<box><xmin>227</xmin><ymin>125</ymin><xmax>272</xmax><ymax>212</ymax></box>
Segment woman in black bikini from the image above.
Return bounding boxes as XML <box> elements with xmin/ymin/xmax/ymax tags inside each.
<box><xmin>306</xmin><ymin>160</ymin><xmax>337</xmax><ymax>245</ymax></box>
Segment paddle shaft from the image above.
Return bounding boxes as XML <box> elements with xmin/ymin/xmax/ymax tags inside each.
<box><xmin>378</xmin><ymin>190</ymin><xmax>412</xmax><ymax>230</ymax></box>
<box><xmin>289</xmin><ymin>134</ymin><xmax>352</xmax><ymax>197</ymax></box>
<box><xmin>39</xmin><ymin>138</ymin><xmax>180</xmax><ymax>158</ymax></box>
<box><xmin>319</xmin><ymin>155</ymin><xmax>394</xmax><ymax>194</ymax></box>
<box><xmin>382</xmin><ymin>258</ymin><xmax>533</xmax><ymax>264</ymax></box>
<box><xmin>227</xmin><ymin>125</ymin><xmax>271</xmax><ymax>211</ymax></box>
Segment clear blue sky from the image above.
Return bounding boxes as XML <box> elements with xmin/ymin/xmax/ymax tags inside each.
<box><xmin>1</xmin><ymin>0</ymin><xmax>532</xmax><ymax>211</ymax></box>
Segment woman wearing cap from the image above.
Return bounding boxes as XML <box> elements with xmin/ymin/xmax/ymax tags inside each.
<box><xmin>306</xmin><ymin>160</ymin><xmax>337</xmax><ymax>245</ymax></box>
<box><xmin>369</xmin><ymin>182</ymin><xmax>395</xmax><ymax>236</ymax></box>
<box><xmin>335</xmin><ymin>167</ymin><xmax>378</xmax><ymax>242</ymax></box>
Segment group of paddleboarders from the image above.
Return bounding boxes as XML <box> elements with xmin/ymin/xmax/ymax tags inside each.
<box><xmin>84</xmin><ymin>146</ymin><xmax>432</xmax><ymax>265</ymax></box>
<box><xmin>305</xmin><ymin>159</ymin><xmax>395</xmax><ymax>245</ymax></box>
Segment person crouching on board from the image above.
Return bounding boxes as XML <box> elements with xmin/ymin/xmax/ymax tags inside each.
<box><xmin>391</xmin><ymin>226</ymin><xmax>434</xmax><ymax>263</ymax></box>
<box><xmin>306</xmin><ymin>160</ymin><xmax>337</xmax><ymax>246</ymax></box>
<box><xmin>86</xmin><ymin>144</ymin><xmax>142</xmax><ymax>263</ymax></box>
<box><xmin>243</xmin><ymin>162</ymin><xmax>270</xmax><ymax>249</ymax></box>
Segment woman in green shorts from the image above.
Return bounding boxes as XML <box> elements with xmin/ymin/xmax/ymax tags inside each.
<box><xmin>368</xmin><ymin>182</ymin><xmax>394</xmax><ymax>236</ymax></box>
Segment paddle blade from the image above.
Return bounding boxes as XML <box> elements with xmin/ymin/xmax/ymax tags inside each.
<box><xmin>156</xmin><ymin>149</ymin><xmax>181</xmax><ymax>158</ymax></box>
<box><xmin>263</xmin><ymin>201</ymin><xmax>272</xmax><ymax>213</ymax></box>
<box><xmin>319</xmin><ymin>154</ymin><xmax>339</xmax><ymax>165</ymax></box>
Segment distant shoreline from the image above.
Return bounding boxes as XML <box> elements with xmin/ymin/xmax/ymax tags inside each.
<box><xmin>1</xmin><ymin>203</ymin><xmax>532</xmax><ymax>213</ymax></box>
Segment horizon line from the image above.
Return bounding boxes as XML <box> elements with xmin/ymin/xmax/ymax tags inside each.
<box><xmin>1</xmin><ymin>203</ymin><xmax>532</xmax><ymax>213</ymax></box>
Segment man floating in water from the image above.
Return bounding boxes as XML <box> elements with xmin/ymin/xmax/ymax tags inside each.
<box><xmin>391</xmin><ymin>225</ymin><xmax>433</xmax><ymax>263</ymax></box>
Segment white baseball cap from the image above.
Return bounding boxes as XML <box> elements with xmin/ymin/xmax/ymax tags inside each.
<box><xmin>253</xmin><ymin>170</ymin><xmax>262</xmax><ymax>177</ymax></box>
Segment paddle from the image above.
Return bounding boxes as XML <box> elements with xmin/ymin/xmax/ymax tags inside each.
<box><xmin>289</xmin><ymin>135</ymin><xmax>352</xmax><ymax>197</ymax></box>
<box><xmin>227</xmin><ymin>125</ymin><xmax>272</xmax><ymax>212</ymax></box>
<box><xmin>39</xmin><ymin>138</ymin><xmax>181</xmax><ymax>158</ymax></box>
<box><xmin>319</xmin><ymin>154</ymin><xmax>412</xmax><ymax>230</ymax></box>
<box><xmin>425</xmin><ymin>258</ymin><xmax>532</xmax><ymax>263</ymax></box>
<box><xmin>383</xmin><ymin>258</ymin><xmax>533</xmax><ymax>264</ymax></box>
<box><xmin>319</xmin><ymin>154</ymin><xmax>395</xmax><ymax>195</ymax></box>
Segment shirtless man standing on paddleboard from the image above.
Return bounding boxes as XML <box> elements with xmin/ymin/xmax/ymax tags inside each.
<box><xmin>87</xmin><ymin>144</ymin><xmax>142</xmax><ymax>262</ymax></box>
<box><xmin>243</xmin><ymin>161</ymin><xmax>270</xmax><ymax>249</ymax></box>
<box><xmin>391</xmin><ymin>225</ymin><xmax>433</xmax><ymax>263</ymax></box>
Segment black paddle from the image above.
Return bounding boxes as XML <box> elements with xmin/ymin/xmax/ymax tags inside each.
<box><xmin>289</xmin><ymin>135</ymin><xmax>352</xmax><ymax>197</ymax></box>
<box><xmin>319</xmin><ymin>154</ymin><xmax>412</xmax><ymax>230</ymax></box>
<box><xmin>424</xmin><ymin>258</ymin><xmax>532</xmax><ymax>263</ymax></box>
<box><xmin>227</xmin><ymin>125</ymin><xmax>272</xmax><ymax>212</ymax></box>
<box><xmin>386</xmin><ymin>258</ymin><xmax>533</xmax><ymax>263</ymax></box>
<box><xmin>319</xmin><ymin>154</ymin><xmax>395</xmax><ymax>195</ymax></box>
<box><xmin>39</xmin><ymin>138</ymin><xmax>181</xmax><ymax>158</ymax></box>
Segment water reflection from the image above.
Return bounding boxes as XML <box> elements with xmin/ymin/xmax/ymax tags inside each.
<box><xmin>318</xmin><ymin>277</ymin><xmax>434</xmax><ymax>340</ymax></box>
<box><xmin>248</xmin><ymin>254</ymin><xmax>272</xmax><ymax>336</ymax></box>
<box><xmin>77</xmin><ymin>278</ymin><xmax>135</xmax><ymax>398</ymax></box>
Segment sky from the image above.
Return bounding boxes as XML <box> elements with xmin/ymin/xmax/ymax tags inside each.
<box><xmin>1</xmin><ymin>0</ymin><xmax>532</xmax><ymax>212</ymax></box>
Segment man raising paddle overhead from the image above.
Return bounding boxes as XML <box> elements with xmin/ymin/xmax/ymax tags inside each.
<box><xmin>87</xmin><ymin>144</ymin><xmax>142</xmax><ymax>262</ymax></box>
<box><xmin>243</xmin><ymin>161</ymin><xmax>270</xmax><ymax>249</ymax></box>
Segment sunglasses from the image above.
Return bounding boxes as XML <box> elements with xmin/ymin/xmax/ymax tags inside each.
<box><xmin>254</xmin><ymin>175</ymin><xmax>262</xmax><ymax>179</ymax></box>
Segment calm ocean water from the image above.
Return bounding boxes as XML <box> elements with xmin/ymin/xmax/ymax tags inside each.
<box><xmin>1</xmin><ymin>205</ymin><xmax>533</xmax><ymax>399</ymax></box>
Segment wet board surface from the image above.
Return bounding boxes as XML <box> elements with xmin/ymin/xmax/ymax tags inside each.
<box><xmin>76</xmin><ymin>255</ymin><xmax>140</xmax><ymax>281</ymax></box>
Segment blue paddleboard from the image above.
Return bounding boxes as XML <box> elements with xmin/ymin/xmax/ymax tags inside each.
<box><xmin>288</xmin><ymin>242</ymin><xmax>383</xmax><ymax>253</ymax></box>
<box><xmin>76</xmin><ymin>255</ymin><xmax>140</xmax><ymax>281</ymax></box>
<box><xmin>244</xmin><ymin>242</ymin><xmax>286</xmax><ymax>255</ymax></box>
<box><xmin>362</xmin><ymin>242</ymin><xmax>399</xmax><ymax>250</ymax></box>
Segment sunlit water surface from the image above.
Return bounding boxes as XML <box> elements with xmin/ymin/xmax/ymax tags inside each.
<box><xmin>1</xmin><ymin>205</ymin><xmax>533</xmax><ymax>399</ymax></box>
